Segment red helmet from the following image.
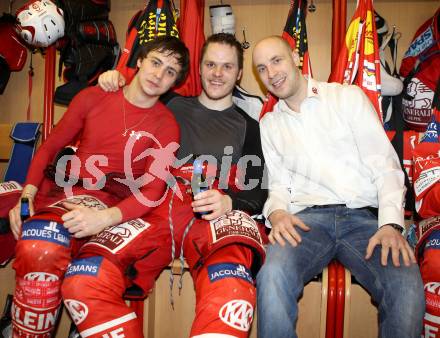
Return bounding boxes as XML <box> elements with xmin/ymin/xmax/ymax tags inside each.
<box><xmin>0</xmin><ymin>14</ymin><xmax>27</xmax><ymax>72</ymax></box>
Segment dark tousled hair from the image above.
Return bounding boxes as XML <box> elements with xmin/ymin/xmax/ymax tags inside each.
<box><xmin>201</xmin><ymin>33</ymin><xmax>244</xmax><ymax>70</ymax></box>
<box><xmin>137</xmin><ymin>36</ymin><xmax>190</xmax><ymax>86</ymax></box>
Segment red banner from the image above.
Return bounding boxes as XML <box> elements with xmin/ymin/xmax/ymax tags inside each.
<box><xmin>174</xmin><ymin>0</ymin><xmax>205</xmax><ymax>96</ymax></box>
<box><xmin>116</xmin><ymin>0</ymin><xmax>180</xmax><ymax>83</ymax></box>
<box><xmin>328</xmin><ymin>0</ymin><xmax>382</xmax><ymax>121</ymax></box>
<box><xmin>259</xmin><ymin>0</ymin><xmax>312</xmax><ymax>119</ymax></box>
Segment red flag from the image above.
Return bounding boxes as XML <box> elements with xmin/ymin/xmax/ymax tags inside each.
<box><xmin>259</xmin><ymin>0</ymin><xmax>312</xmax><ymax>119</ymax></box>
<box><xmin>328</xmin><ymin>0</ymin><xmax>364</xmax><ymax>85</ymax></box>
<box><xmin>282</xmin><ymin>0</ymin><xmax>312</xmax><ymax>76</ymax></box>
<box><xmin>116</xmin><ymin>0</ymin><xmax>180</xmax><ymax>83</ymax></box>
<box><xmin>329</xmin><ymin>0</ymin><xmax>382</xmax><ymax>121</ymax></box>
<box><xmin>173</xmin><ymin>0</ymin><xmax>205</xmax><ymax>96</ymax></box>
<box><xmin>355</xmin><ymin>0</ymin><xmax>382</xmax><ymax>119</ymax></box>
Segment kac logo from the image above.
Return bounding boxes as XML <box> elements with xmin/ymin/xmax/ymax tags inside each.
<box><xmin>24</xmin><ymin>272</ymin><xmax>58</xmax><ymax>282</ymax></box>
<box><xmin>219</xmin><ymin>299</ymin><xmax>253</xmax><ymax>332</ymax></box>
<box><xmin>64</xmin><ymin>299</ymin><xmax>89</xmax><ymax>325</ymax></box>
<box><xmin>425</xmin><ymin>282</ymin><xmax>440</xmax><ymax>296</ymax></box>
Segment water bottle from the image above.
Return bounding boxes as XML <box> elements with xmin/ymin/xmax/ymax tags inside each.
<box><xmin>191</xmin><ymin>158</ymin><xmax>209</xmax><ymax>218</ymax></box>
<box><xmin>20</xmin><ymin>197</ymin><xmax>30</xmax><ymax>221</ymax></box>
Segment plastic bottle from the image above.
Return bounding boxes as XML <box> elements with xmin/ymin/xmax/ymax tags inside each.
<box><xmin>191</xmin><ymin>158</ymin><xmax>209</xmax><ymax>217</ymax></box>
<box><xmin>20</xmin><ymin>197</ymin><xmax>30</xmax><ymax>221</ymax></box>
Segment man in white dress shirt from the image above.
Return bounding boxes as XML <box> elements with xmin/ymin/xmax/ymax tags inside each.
<box><xmin>252</xmin><ymin>36</ymin><xmax>424</xmax><ymax>338</ymax></box>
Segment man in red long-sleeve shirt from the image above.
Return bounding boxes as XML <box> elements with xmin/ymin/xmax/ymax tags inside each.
<box><xmin>8</xmin><ymin>36</ymin><xmax>189</xmax><ymax>338</ymax></box>
<box><xmin>94</xmin><ymin>33</ymin><xmax>267</xmax><ymax>338</ymax></box>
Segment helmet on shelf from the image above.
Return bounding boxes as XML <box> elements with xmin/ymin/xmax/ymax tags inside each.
<box><xmin>16</xmin><ymin>0</ymin><xmax>65</xmax><ymax>48</ymax></box>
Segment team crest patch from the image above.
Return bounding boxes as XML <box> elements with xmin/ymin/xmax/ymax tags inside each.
<box><xmin>49</xmin><ymin>195</ymin><xmax>107</xmax><ymax>211</ymax></box>
<box><xmin>208</xmin><ymin>263</ymin><xmax>253</xmax><ymax>285</ymax></box>
<box><xmin>403</xmin><ymin>77</ymin><xmax>434</xmax><ymax>128</ymax></box>
<box><xmin>21</xmin><ymin>220</ymin><xmax>70</xmax><ymax>247</ymax></box>
<box><xmin>418</xmin><ymin>216</ymin><xmax>440</xmax><ymax>241</ymax></box>
<box><xmin>0</xmin><ymin>181</ymin><xmax>22</xmax><ymax>194</ymax></box>
<box><xmin>210</xmin><ymin>210</ymin><xmax>262</xmax><ymax>245</ymax></box>
<box><xmin>65</xmin><ymin>256</ymin><xmax>103</xmax><ymax>278</ymax></box>
<box><xmin>84</xmin><ymin>218</ymin><xmax>151</xmax><ymax>254</ymax></box>
<box><xmin>219</xmin><ymin>299</ymin><xmax>253</xmax><ymax>332</ymax></box>
<box><xmin>425</xmin><ymin>282</ymin><xmax>440</xmax><ymax>296</ymax></box>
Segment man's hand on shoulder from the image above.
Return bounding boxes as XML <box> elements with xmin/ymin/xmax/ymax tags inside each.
<box><xmin>98</xmin><ymin>70</ymin><xmax>125</xmax><ymax>92</ymax></box>
<box><xmin>268</xmin><ymin>209</ymin><xmax>310</xmax><ymax>247</ymax></box>
<box><xmin>365</xmin><ymin>224</ymin><xmax>416</xmax><ymax>267</ymax></box>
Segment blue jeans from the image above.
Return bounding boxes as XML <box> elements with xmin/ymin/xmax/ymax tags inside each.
<box><xmin>257</xmin><ymin>206</ymin><xmax>425</xmax><ymax>338</ymax></box>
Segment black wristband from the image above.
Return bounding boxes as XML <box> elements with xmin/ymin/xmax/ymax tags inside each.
<box><xmin>384</xmin><ymin>223</ymin><xmax>404</xmax><ymax>234</ymax></box>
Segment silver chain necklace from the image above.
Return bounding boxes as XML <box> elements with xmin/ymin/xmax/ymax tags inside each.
<box><xmin>122</xmin><ymin>89</ymin><xmax>149</xmax><ymax>137</ymax></box>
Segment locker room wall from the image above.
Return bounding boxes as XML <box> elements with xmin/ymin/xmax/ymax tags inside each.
<box><xmin>0</xmin><ymin>0</ymin><xmax>438</xmax><ymax>126</ymax></box>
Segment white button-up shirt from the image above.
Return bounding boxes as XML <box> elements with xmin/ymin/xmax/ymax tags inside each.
<box><xmin>260</xmin><ymin>78</ymin><xmax>405</xmax><ymax>228</ymax></box>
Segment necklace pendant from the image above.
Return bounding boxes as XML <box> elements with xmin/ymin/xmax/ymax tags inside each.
<box><xmin>122</xmin><ymin>130</ymin><xmax>127</xmax><ymax>137</ymax></box>
<box><xmin>129</xmin><ymin>130</ymin><xmax>142</xmax><ymax>140</ymax></box>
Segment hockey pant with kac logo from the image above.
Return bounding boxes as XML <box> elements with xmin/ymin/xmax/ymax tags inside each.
<box><xmin>62</xmin><ymin>238</ymin><xmax>256</xmax><ymax>338</ymax></box>
<box><xmin>11</xmin><ymin>193</ymin><xmax>120</xmax><ymax>338</ymax></box>
<box><xmin>419</xmin><ymin>226</ymin><xmax>440</xmax><ymax>338</ymax></box>
<box><xmin>12</xmin><ymin>213</ymin><xmax>74</xmax><ymax>338</ymax></box>
<box><xmin>12</xmin><ymin>211</ymin><xmax>168</xmax><ymax>337</ymax></box>
<box><xmin>62</xmin><ymin>180</ymin><xmax>265</xmax><ymax>338</ymax></box>
<box><xmin>12</xmin><ymin>208</ymin><xmax>168</xmax><ymax>338</ymax></box>
<box><xmin>189</xmin><ymin>245</ymin><xmax>256</xmax><ymax>338</ymax></box>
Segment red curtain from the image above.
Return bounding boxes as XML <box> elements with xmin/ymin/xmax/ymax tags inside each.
<box><xmin>174</xmin><ymin>0</ymin><xmax>205</xmax><ymax>96</ymax></box>
<box><xmin>331</xmin><ymin>0</ymin><xmax>346</xmax><ymax>69</ymax></box>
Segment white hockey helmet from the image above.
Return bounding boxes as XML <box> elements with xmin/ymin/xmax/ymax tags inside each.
<box><xmin>16</xmin><ymin>0</ymin><xmax>65</xmax><ymax>48</ymax></box>
<box><xmin>209</xmin><ymin>5</ymin><xmax>235</xmax><ymax>35</ymax></box>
